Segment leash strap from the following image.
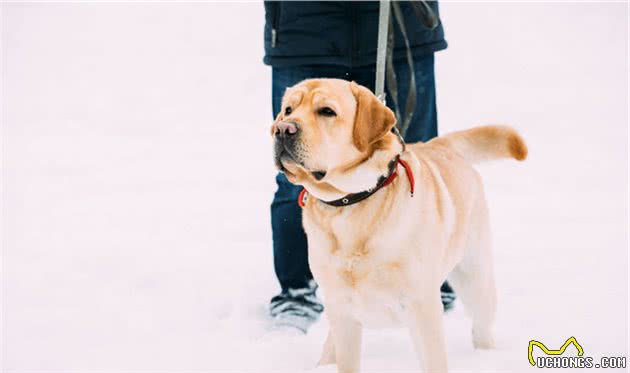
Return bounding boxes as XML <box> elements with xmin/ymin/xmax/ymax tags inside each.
<box><xmin>389</xmin><ymin>1</ymin><xmax>417</xmax><ymax>138</ymax></box>
<box><xmin>375</xmin><ymin>0</ymin><xmax>390</xmax><ymax>102</ymax></box>
<box><xmin>376</xmin><ymin>1</ymin><xmax>438</xmax><ymax>138</ymax></box>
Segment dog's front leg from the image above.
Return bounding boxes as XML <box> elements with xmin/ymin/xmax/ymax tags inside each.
<box><xmin>318</xmin><ymin>329</ymin><xmax>336</xmax><ymax>365</ymax></box>
<box><xmin>406</xmin><ymin>291</ymin><xmax>448</xmax><ymax>373</ymax></box>
<box><xmin>327</xmin><ymin>309</ymin><xmax>362</xmax><ymax>373</ymax></box>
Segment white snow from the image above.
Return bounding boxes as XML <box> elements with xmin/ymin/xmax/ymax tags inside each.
<box><xmin>2</xmin><ymin>2</ymin><xmax>627</xmax><ymax>372</ymax></box>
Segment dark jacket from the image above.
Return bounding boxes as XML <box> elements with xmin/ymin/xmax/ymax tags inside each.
<box><xmin>263</xmin><ymin>1</ymin><xmax>447</xmax><ymax>68</ymax></box>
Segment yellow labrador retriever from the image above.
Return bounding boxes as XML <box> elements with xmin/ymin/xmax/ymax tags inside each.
<box><xmin>271</xmin><ymin>78</ymin><xmax>527</xmax><ymax>373</ymax></box>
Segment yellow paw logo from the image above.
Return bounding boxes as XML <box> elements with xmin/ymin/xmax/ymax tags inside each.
<box><xmin>528</xmin><ymin>336</ymin><xmax>584</xmax><ymax>366</ymax></box>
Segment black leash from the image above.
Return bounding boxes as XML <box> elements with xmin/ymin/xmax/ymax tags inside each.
<box><xmin>376</xmin><ymin>0</ymin><xmax>439</xmax><ymax>138</ymax></box>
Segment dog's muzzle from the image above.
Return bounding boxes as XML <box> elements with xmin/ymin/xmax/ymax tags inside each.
<box><xmin>274</xmin><ymin>121</ymin><xmax>302</xmax><ymax>170</ymax></box>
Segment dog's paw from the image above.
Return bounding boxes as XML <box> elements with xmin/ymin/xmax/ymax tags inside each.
<box><xmin>472</xmin><ymin>327</ymin><xmax>495</xmax><ymax>349</ymax></box>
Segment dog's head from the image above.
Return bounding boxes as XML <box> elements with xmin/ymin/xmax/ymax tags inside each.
<box><xmin>272</xmin><ymin>79</ymin><xmax>402</xmax><ymax>201</ymax></box>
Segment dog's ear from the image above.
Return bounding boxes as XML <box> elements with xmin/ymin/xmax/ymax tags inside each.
<box><xmin>350</xmin><ymin>81</ymin><xmax>397</xmax><ymax>152</ymax></box>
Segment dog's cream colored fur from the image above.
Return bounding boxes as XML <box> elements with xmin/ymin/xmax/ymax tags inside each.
<box><xmin>272</xmin><ymin>79</ymin><xmax>527</xmax><ymax>373</ymax></box>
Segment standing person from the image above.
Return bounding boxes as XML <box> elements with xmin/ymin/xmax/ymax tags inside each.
<box><xmin>264</xmin><ymin>1</ymin><xmax>455</xmax><ymax>333</ymax></box>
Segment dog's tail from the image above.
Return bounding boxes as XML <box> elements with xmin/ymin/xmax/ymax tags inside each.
<box><xmin>429</xmin><ymin>125</ymin><xmax>528</xmax><ymax>164</ymax></box>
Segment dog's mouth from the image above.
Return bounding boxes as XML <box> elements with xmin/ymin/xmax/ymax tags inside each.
<box><xmin>274</xmin><ymin>144</ymin><xmax>303</xmax><ymax>175</ymax></box>
<box><xmin>274</xmin><ymin>145</ymin><xmax>327</xmax><ymax>181</ymax></box>
<box><xmin>275</xmin><ymin>146</ymin><xmax>296</xmax><ymax>168</ymax></box>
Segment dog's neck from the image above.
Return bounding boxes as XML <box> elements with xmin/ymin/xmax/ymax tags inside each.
<box><xmin>304</xmin><ymin>134</ymin><xmax>404</xmax><ymax>202</ymax></box>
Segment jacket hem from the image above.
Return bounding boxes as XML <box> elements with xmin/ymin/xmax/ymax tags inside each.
<box><xmin>263</xmin><ymin>41</ymin><xmax>448</xmax><ymax>68</ymax></box>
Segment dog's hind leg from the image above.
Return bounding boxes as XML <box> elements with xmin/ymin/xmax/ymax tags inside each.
<box><xmin>449</xmin><ymin>264</ymin><xmax>496</xmax><ymax>349</ymax></box>
<box><xmin>448</xmin><ymin>194</ymin><xmax>497</xmax><ymax>349</ymax></box>
<box><xmin>318</xmin><ymin>329</ymin><xmax>336</xmax><ymax>365</ymax></box>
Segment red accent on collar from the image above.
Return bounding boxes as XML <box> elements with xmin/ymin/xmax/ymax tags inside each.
<box><xmin>381</xmin><ymin>166</ymin><xmax>398</xmax><ymax>188</ymax></box>
<box><xmin>298</xmin><ymin>188</ymin><xmax>308</xmax><ymax>208</ymax></box>
<box><xmin>297</xmin><ymin>157</ymin><xmax>415</xmax><ymax>208</ymax></box>
<box><xmin>397</xmin><ymin>158</ymin><xmax>415</xmax><ymax>196</ymax></box>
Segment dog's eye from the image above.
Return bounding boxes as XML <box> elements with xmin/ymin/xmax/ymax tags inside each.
<box><xmin>284</xmin><ymin>106</ymin><xmax>292</xmax><ymax>115</ymax></box>
<box><xmin>317</xmin><ymin>107</ymin><xmax>337</xmax><ymax>117</ymax></box>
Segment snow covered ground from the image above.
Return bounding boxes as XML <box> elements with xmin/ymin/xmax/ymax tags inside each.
<box><xmin>2</xmin><ymin>2</ymin><xmax>627</xmax><ymax>372</ymax></box>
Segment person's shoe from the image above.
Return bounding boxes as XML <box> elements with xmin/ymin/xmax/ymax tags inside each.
<box><xmin>269</xmin><ymin>280</ymin><xmax>324</xmax><ymax>333</ymax></box>
<box><xmin>441</xmin><ymin>281</ymin><xmax>456</xmax><ymax>311</ymax></box>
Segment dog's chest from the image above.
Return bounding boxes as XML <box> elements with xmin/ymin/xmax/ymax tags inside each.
<box><xmin>332</xmin><ymin>255</ymin><xmax>411</xmax><ymax>327</ymax></box>
<box><xmin>314</xmin><ymin>218</ymin><xmax>418</xmax><ymax>327</ymax></box>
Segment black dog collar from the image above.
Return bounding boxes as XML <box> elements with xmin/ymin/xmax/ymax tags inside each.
<box><xmin>298</xmin><ymin>155</ymin><xmax>415</xmax><ymax>208</ymax></box>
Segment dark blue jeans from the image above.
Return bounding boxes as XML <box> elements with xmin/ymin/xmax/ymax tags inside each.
<box><xmin>271</xmin><ymin>55</ymin><xmax>438</xmax><ymax>292</ymax></box>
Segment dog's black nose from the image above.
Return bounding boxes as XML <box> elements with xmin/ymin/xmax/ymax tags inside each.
<box><xmin>275</xmin><ymin>121</ymin><xmax>298</xmax><ymax>138</ymax></box>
